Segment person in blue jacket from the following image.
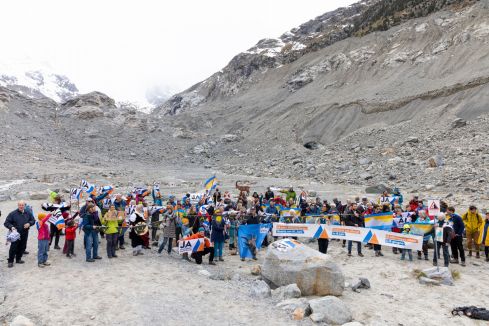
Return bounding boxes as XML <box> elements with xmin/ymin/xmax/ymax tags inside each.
<box><xmin>447</xmin><ymin>206</ymin><xmax>466</xmax><ymax>266</ymax></box>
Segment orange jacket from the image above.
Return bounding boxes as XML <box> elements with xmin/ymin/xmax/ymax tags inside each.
<box><xmin>184</xmin><ymin>233</ymin><xmax>211</xmax><ymax>248</ymax></box>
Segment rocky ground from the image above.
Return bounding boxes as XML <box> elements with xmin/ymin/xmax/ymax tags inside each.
<box><xmin>1</xmin><ymin>199</ymin><xmax>489</xmax><ymax>326</ymax></box>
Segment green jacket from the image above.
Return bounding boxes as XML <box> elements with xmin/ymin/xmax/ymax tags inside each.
<box><xmin>101</xmin><ymin>214</ymin><xmax>120</xmax><ymax>234</ymax></box>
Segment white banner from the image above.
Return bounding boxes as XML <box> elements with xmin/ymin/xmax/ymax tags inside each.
<box><xmin>272</xmin><ymin>223</ymin><xmax>422</xmax><ymax>251</ymax></box>
<box><xmin>178</xmin><ymin>238</ymin><xmax>205</xmax><ymax>254</ymax></box>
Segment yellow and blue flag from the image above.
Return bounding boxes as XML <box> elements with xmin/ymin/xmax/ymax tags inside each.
<box><xmin>364</xmin><ymin>212</ymin><xmax>393</xmax><ymax>231</ymax></box>
<box><xmin>410</xmin><ymin>223</ymin><xmax>434</xmax><ymax>236</ymax></box>
<box><xmin>204</xmin><ymin>176</ymin><xmax>217</xmax><ymax>191</ymax></box>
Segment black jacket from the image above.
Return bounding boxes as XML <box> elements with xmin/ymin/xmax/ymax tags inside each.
<box><xmin>344</xmin><ymin>209</ymin><xmax>364</xmax><ymax>227</ymax></box>
<box><xmin>4</xmin><ymin>209</ymin><xmax>35</xmax><ymax>233</ymax></box>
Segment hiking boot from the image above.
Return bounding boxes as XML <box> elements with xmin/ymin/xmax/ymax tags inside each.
<box><xmin>209</xmin><ymin>261</ymin><xmax>216</xmax><ymax>265</ymax></box>
<box><xmin>16</xmin><ymin>260</ymin><xmax>25</xmax><ymax>264</ymax></box>
<box><xmin>8</xmin><ymin>262</ymin><xmax>13</xmax><ymax>268</ymax></box>
<box><xmin>43</xmin><ymin>262</ymin><xmax>51</xmax><ymax>266</ymax></box>
<box><xmin>183</xmin><ymin>255</ymin><xmax>191</xmax><ymax>262</ymax></box>
<box><xmin>375</xmin><ymin>251</ymin><xmax>380</xmax><ymax>257</ymax></box>
<box><xmin>137</xmin><ymin>252</ymin><xmax>144</xmax><ymax>256</ymax></box>
<box><xmin>119</xmin><ymin>246</ymin><xmax>125</xmax><ymax>250</ymax></box>
<box><xmin>86</xmin><ymin>259</ymin><xmax>95</xmax><ymax>262</ymax></box>
<box><xmin>252</xmin><ymin>257</ymin><xmax>258</xmax><ymax>260</ymax></box>
<box><xmin>450</xmin><ymin>259</ymin><xmax>459</xmax><ymax>264</ymax></box>
<box><xmin>112</xmin><ymin>254</ymin><xmax>118</xmax><ymax>258</ymax></box>
<box><xmin>347</xmin><ymin>252</ymin><xmax>352</xmax><ymax>257</ymax></box>
<box><xmin>94</xmin><ymin>256</ymin><xmax>102</xmax><ymax>260</ymax></box>
<box><xmin>468</xmin><ymin>250</ymin><xmax>472</xmax><ymax>257</ymax></box>
<box><xmin>461</xmin><ymin>261</ymin><xmax>466</xmax><ymax>267</ymax></box>
<box><xmin>424</xmin><ymin>256</ymin><xmax>429</xmax><ymax>261</ymax></box>
<box><xmin>24</xmin><ymin>251</ymin><xmax>29</xmax><ymax>255</ymax></box>
<box><xmin>476</xmin><ymin>252</ymin><xmax>480</xmax><ymax>259</ymax></box>
<box><xmin>378</xmin><ymin>252</ymin><xmax>384</xmax><ymax>257</ymax></box>
<box><xmin>432</xmin><ymin>261</ymin><xmax>437</xmax><ymax>266</ymax></box>
<box><xmin>358</xmin><ymin>253</ymin><xmax>364</xmax><ymax>257</ymax></box>
<box><xmin>38</xmin><ymin>264</ymin><xmax>45</xmax><ymax>268</ymax></box>
<box><xmin>219</xmin><ymin>257</ymin><xmax>224</xmax><ymax>262</ymax></box>
<box><xmin>67</xmin><ymin>254</ymin><xmax>72</xmax><ymax>259</ymax></box>
<box><xmin>54</xmin><ymin>245</ymin><xmax>61</xmax><ymax>250</ymax></box>
<box><xmin>485</xmin><ymin>257</ymin><xmax>489</xmax><ymax>262</ymax></box>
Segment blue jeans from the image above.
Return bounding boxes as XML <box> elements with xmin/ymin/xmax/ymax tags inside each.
<box><xmin>401</xmin><ymin>249</ymin><xmax>413</xmax><ymax>261</ymax></box>
<box><xmin>84</xmin><ymin>231</ymin><xmax>99</xmax><ymax>260</ymax></box>
<box><xmin>347</xmin><ymin>241</ymin><xmax>362</xmax><ymax>254</ymax></box>
<box><xmin>214</xmin><ymin>241</ymin><xmax>224</xmax><ymax>258</ymax></box>
<box><xmin>38</xmin><ymin>239</ymin><xmax>49</xmax><ymax>264</ymax></box>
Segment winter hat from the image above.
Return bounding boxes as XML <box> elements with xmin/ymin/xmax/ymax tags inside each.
<box><xmin>198</xmin><ymin>227</ymin><xmax>205</xmax><ymax>232</ymax></box>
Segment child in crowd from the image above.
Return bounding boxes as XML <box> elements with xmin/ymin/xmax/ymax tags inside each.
<box><xmin>36</xmin><ymin>213</ymin><xmax>51</xmax><ymax>268</ymax></box>
<box><xmin>65</xmin><ymin>219</ymin><xmax>78</xmax><ymax>258</ymax></box>
<box><xmin>400</xmin><ymin>224</ymin><xmax>413</xmax><ymax>261</ymax></box>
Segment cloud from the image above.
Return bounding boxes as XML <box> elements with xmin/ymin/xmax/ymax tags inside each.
<box><xmin>0</xmin><ymin>0</ymin><xmax>357</xmax><ymax>103</ymax></box>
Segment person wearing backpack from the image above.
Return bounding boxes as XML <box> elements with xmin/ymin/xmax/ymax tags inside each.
<box><xmin>433</xmin><ymin>213</ymin><xmax>453</xmax><ymax>267</ymax></box>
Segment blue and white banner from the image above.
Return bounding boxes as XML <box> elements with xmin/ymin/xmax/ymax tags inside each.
<box><xmin>238</xmin><ymin>223</ymin><xmax>271</xmax><ymax>259</ymax></box>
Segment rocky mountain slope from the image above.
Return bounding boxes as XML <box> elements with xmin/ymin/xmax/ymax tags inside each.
<box><xmin>1</xmin><ymin>0</ymin><xmax>489</xmax><ymax>205</ymax></box>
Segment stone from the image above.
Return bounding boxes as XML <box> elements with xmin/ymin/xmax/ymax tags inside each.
<box><xmin>360</xmin><ymin>173</ymin><xmax>373</xmax><ymax>180</ymax></box>
<box><xmin>272</xmin><ymin>283</ymin><xmax>302</xmax><ymax>301</ymax></box>
<box><xmin>427</xmin><ymin>157</ymin><xmax>438</xmax><ymax>168</ymax></box>
<box><xmin>250</xmin><ymin>280</ymin><xmax>271</xmax><ymax>298</ymax></box>
<box><xmin>422</xmin><ymin>267</ymin><xmax>454</xmax><ymax>286</ymax></box>
<box><xmin>419</xmin><ymin>276</ymin><xmax>441</xmax><ymax>286</ymax></box>
<box><xmin>451</xmin><ymin>118</ymin><xmax>466</xmax><ymax>128</ymax></box>
<box><xmin>29</xmin><ymin>191</ymin><xmax>48</xmax><ymax>200</ymax></box>
<box><xmin>197</xmin><ymin>269</ymin><xmax>211</xmax><ymax>278</ymax></box>
<box><xmin>342</xmin><ymin>322</ymin><xmax>364</xmax><ymax>326</ymax></box>
<box><xmin>308</xmin><ymin>296</ymin><xmax>353</xmax><ymax>325</ymax></box>
<box><xmin>262</xmin><ymin>239</ymin><xmax>344</xmax><ymax>296</ymax></box>
<box><xmin>220</xmin><ymin>134</ymin><xmax>239</xmax><ymax>143</ymax></box>
<box><xmin>358</xmin><ymin>158</ymin><xmax>371</xmax><ymax>165</ymax></box>
<box><xmin>351</xmin><ymin>277</ymin><xmax>371</xmax><ymax>292</ymax></box>
<box><xmin>11</xmin><ymin>315</ymin><xmax>35</xmax><ymax>326</ymax></box>
<box><xmin>251</xmin><ymin>264</ymin><xmax>262</xmax><ymax>275</ymax></box>
<box><xmin>365</xmin><ymin>184</ymin><xmax>392</xmax><ymax>194</ymax></box>
<box><xmin>406</xmin><ymin>136</ymin><xmax>419</xmax><ymax>144</ymax></box>
<box><xmin>276</xmin><ymin>298</ymin><xmax>311</xmax><ymax>314</ymax></box>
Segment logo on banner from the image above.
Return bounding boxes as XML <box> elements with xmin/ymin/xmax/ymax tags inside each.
<box><xmin>271</xmin><ymin>239</ymin><xmax>300</xmax><ymax>252</ymax></box>
<box><xmin>363</xmin><ymin>230</ymin><xmax>380</xmax><ymax>244</ymax></box>
<box><xmin>178</xmin><ymin>239</ymin><xmax>204</xmax><ymax>254</ymax></box>
<box><xmin>313</xmin><ymin>226</ymin><xmax>329</xmax><ymax>239</ymax></box>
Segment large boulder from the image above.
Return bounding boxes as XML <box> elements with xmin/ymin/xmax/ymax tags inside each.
<box><xmin>309</xmin><ymin>296</ymin><xmax>353</xmax><ymax>325</ymax></box>
<box><xmin>262</xmin><ymin>239</ymin><xmax>344</xmax><ymax>296</ymax></box>
<box><xmin>10</xmin><ymin>315</ymin><xmax>35</xmax><ymax>326</ymax></box>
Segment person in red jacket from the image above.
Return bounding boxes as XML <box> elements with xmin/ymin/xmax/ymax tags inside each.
<box><xmin>65</xmin><ymin>219</ymin><xmax>78</xmax><ymax>258</ymax></box>
<box><xmin>37</xmin><ymin>213</ymin><xmax>51</xmax><ymax>268</ymax></box>
<box><xmin>185</xmin><ymin>227</ymin><xmax>215</xmax><ymax>265</ymax></box>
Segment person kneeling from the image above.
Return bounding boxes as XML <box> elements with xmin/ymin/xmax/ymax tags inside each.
<box><xmin>185</xmin><ymin>227</ymin><xmax>215</xmax><ymax>265</ymax></box>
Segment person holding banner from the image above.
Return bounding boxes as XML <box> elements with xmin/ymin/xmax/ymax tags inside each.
<box><xmin>316</xmin><ymin>215</ymin><xmax>329</xmax><ymax>254</ymax></box>
<box><xmin>158</xmin><ymin>206</ymin><xmax>177</xmax><ymax>255</ymax></box>
<box><xmin>185</xmin><ymin>227</ymin><xmax>215</xmax><ymax>265</ymax></box>
<box><xmin>433</xmin><ymin>213</ymin><xmax>453</xmax><ymax>267</ymax></box>
<box><xmin>400</xmin><ymin>224</ymin><xmax>413</xmax><ymax>261</ymax></box>
<box><xmin>416</xmin><ymin>211</ymin><xmax>433</xmax><ymax>261</ymax></box>
<box><xmin>345</xmin><ymin>203</ymin><xmax>364</xmax><ymax>257</ymax></box>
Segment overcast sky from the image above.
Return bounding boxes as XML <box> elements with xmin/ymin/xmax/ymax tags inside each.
<box><xmin>1</xmin><ymin>0</ymin><xmax>357</xmax><ymax>103</ymax></box>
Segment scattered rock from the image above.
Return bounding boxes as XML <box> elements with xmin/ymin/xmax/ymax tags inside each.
<box><xmin>308</xmin><ymin>296</ymin><xmax>353</xmax><ymax>325</ymax></box>
<box><xmin>358</xmin><ymin>158</ymin><xmax>371</xmax><ymax>165</ymax></box>
<box><xmin>360</xmin><ymin>173</ymin><xmax>373</xmax><ymax>181</ymax></box>
<box><xmin>11</xmin><ymin>315</ymin><xmax>35</xmax><ymax>326</ymax></box>
<box><xmin>422</xmin><ymin>267</ymin><xmax>454</xmax><ymax>286</ymax></box>
<box><xmin>272</xmin><ymin>283</ymin><xmax>302</xmax><ymax>301</ymax></box>
<box><xmin>365</xmin><ymin>184</ymin><xmax>392</xmax><ymax>194</ymax></box>
<box><xmin>427</xmin><ymin>157</ymin><xmax>438</xmax><ymax>168</ymax></box>
<box><xmin>250</xmin><ymin>280</ymin><xmax>271</xmax><ymax>298</ymax></box>
<box><xmin>220</xmin><ymin>134</ymin><xmax>240</xmax><ymax>143</ymax></box>
<box><xmin>451</xmin><ymin>118</ymin><xmax>467</xmax><ymax>128</ymax></box>
<box><xmin>293</xmin><ymin>307</ymin><xmax>306</xmax><ymax>320</ymax></box>
<box><xmin>405</xmin><ymin>136</ymin><xmax>419</xmax><ymax>144</ymax></box>
<box><xmin>250</xmin><ymin>264</ymin><xmax>262</xmax><ymax>275</ymax></box>
<box><xmin>262</xmin><ymin>239</ymin><xmax>344</xmax><ymax>296</ymax></box>
<box><xmin>351</xmin><ymin>277</ymin><xmax>371</xmax><ymax>292</ymax></box>
<box><xmin>276</xmin><ymin>298</ymin><xmax>311</xmax><ymax>314</ymax></box>
<box><xmin>197</xmin><ymin>269</ymin><xmax>211</xmax><ymax>278</ymax></box>
<box><xmin>342</xmin><ymin>322</ymin><xmax>364</xmax><ymax>326</ymax></box>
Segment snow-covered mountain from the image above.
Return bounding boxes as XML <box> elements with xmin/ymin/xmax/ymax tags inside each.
<box><xmin>0</xmin><ymin>62</ymin><xmax>79</xmax><ymax>103</ymax></box>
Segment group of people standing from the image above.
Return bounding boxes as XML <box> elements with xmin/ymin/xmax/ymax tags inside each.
<box><xmin>3</xmin><ymin>185</ymin><xmax>489</xmax><ymax>270</ymax></box>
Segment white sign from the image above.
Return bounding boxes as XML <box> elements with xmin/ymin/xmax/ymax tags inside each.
<box><xmin>428</xmin><ymin>199</ymin><xmax>440</xmax><ymax>216</ymax></box>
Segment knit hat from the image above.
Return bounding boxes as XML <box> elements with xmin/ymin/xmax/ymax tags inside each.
<box><xmin>198</xmin><ymin>227</ymin><xmax>205</xmax><ymax>232</ymax></box>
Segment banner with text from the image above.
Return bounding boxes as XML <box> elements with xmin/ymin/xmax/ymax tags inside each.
<box><xmin>272</xmin><ymin>223</ymin><xmax>422</xmax><ymax>250</ymax></box>
<box><xmin>178</xmin><ymin>238</ymin><xmax>205</xmax><ymax>254</ymax></box>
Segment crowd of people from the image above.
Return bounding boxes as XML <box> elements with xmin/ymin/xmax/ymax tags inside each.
<box><xmin>3</xmin><ymin>184</ymin><xmax>489</xmax><ymax>270</ymax></box>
